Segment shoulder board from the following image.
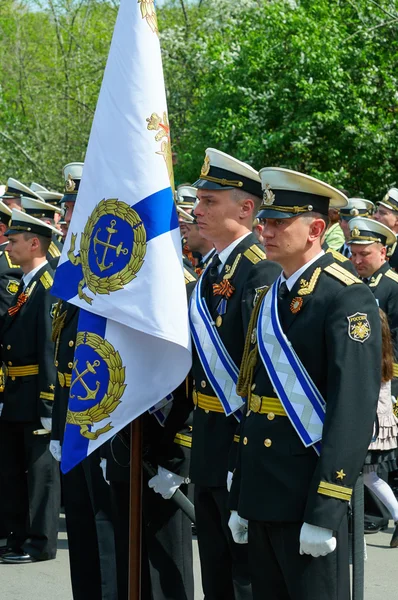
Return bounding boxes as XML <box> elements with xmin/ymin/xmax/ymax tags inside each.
<box><xmin>243</xmin><ymin>244</ymin><xmax>266</xmax><ymax>264</ymax></box>
<box><xmin>326</xmin><ymin>248</ymin><xmax>349</xmax><ymax>263</ymax></box>
<box><xmin>324</xmin><ymin>263</ymin><xmax>362</xmax><ymax>286</ymax></box>
<box><xmin>57</xmin><ymin>234</ymin><xmax>64</xmax><ymax>244</ymax></box>
<box><xmin>40</xmin><ymin>271</ymin><xmax>54</xmax><ymax>290</ymax></box>
<box><xmin>385</xmin><ymin>269</ymin><xmax>398</xmax><ymax>283</ymax></box>
<box><xmin>4</xmin><ymin>251</ymin><xmax>20</xmax><ymax>269</ymax></box>
<box><xmin>184</xmin><ymin>268</ymin><xmax>196</xmax><ymax>285</ymax></box>
<box><xmin>48</xmin><ymin>241</ymin><xmax>61</xmax><ymax>258</ymax></box>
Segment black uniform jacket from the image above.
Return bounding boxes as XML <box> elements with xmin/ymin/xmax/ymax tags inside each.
<box><xmin>189</xmin><ymin>233</ymin><xmax>282</xmax><ymax>487</ymax></box>
<box><xmin>0</xmin><ymin>262</ymin><xmax>58</xmax><ymax>422</ymax></box>
<box><xmin>51</xmin><ymin>300</ymin><xmax>79</xmax><ymax>444</ymax></box>
<box><xmin>387</xmin><ymin>236</ymin><xmax>398</xmax><ymax>271</ymax></box>
<box><xmin>0</xmin><ymin>242</ymin><xmax>22</xmax><ymax>319</ymax></box>
<box><xmin>106</xmin><ymin>264</ymin><xmax>198</xmax><ymax>482</ymax></box>
<box><xmin>230</xmin><ymin>252</ymin><xmax>381</xmax><ymax>532</ymax></box>
<box><xmin>365</xmin><ymin>261</ymin><xmax>398</xmax><ymax>393</ymax></box>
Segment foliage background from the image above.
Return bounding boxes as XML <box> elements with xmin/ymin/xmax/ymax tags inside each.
<box><xmin>0</xmin><ymin>0</ymin><xmax>397</xmax><ymax>199</ymax></box>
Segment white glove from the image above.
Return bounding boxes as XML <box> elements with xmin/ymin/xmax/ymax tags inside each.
<box><xmin>100</xmin><ymin>458</ymin><xmax>109</xmax><ymax>485</ymax></box>
<box><xmin>299</xmin><ymin>522</ymin><xmax>337</xmax><ymax>557</ymax></box>
<box><xmin>227</xmin><ymin>471</ymin><xmax>233</xmax><ymax>492</ymax></box>
<box><xmin>49</xmin><ymin>440</ymin><xmax>62</xmax><ymax>462</ymax></box>
<box><xmin>148</xmin><ymin>466</ymin><xmax>185</xmax><ymax>500</ymax></box>
<box><xmin>40</xmin><ymin>417</ymin><xmax>52</xmax><ymax>431</ymax></box>
<box><xmin>228</xmin><ymin>510</ymin><xmax>248</xmax><ymax>544</ymax></box>
<box><xmin>0</xmin><ymin>403</ymin><xmax>3</xmax><ymax>417</ymax></box>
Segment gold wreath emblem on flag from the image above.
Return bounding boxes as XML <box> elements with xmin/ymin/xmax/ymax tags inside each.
<box><xmin>68</xmin><ymin>198</ymin><xmax>147</xmax><ymax>305</ymax></box>
<box><xmin>66</xmin><ymin>332</ymin><xmax>126</xmax><ymax>440</ymax></box>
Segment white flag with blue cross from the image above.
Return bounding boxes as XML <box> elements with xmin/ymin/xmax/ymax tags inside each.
<box><xmin>52</xmin><ymin>0</ymin><xmax>191</xmax><ymax>473</ymax></box>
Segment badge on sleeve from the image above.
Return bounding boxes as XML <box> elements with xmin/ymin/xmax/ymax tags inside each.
<box><xmin>347</xmin><ymin>312</ymin><xmax>371</xmax><ymax>343</ymax></box>
<box><xmin>6</xmin><ymin>280</ymin><xmax>19</xmax><ymax>295</ymax></box>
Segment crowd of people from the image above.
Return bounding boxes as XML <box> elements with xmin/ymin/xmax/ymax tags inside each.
<box><xmin>0</xmin><ymin>150</ymin><xmax>397</xmax><ymax>600</ymax></box>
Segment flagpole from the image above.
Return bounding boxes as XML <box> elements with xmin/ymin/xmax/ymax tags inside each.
<box><xmin>129</xmin><ymin>417</ymin><xmax>143</xmax><ymax>600</ymax></box>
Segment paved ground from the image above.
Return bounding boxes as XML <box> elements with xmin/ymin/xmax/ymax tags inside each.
<box><xmin>1</xmin><ymin>516</ymin><xmax>397</xmax><ymax>599</ymax></box>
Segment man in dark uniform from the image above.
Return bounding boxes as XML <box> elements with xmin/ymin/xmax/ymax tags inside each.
<box><xmin>189</xmin><ymin>149</ymin><xmax>281</xmax><ymax>600</ymax></box>
<box><xmin>104</xmin><ymin>262</ymin><xmax>197</xmax><ymax>600</ymax></box>
<box><xmin>49</xmin><ymin>162</ymin><xmax>118</xmax><ymax>600</ymax></box>
<box><xmin>229</xmin><ymin>168</ymin><xmax>381</xmax><ymax>600</ymax></box>
<box><xmin>349</xmin><ymin>216</ymin><xmax>398</xmax><ymax>533</ymax></box>
<box><xmin>338</xmin><ymin>198</ymin><xmax>374</xmax><ymax>258</ymax></box>
<box><xmin>22</xmin><ymin>196</ymin><xmax>63</xmax><ymax>264</ymax></box>
<box><xmin>0</xmin><ymin>199</ymin><xmax>22</xmax><ymax>540</ymax></box>
<box><xmin>0</xmin><ymin>209</ymin><xmax>61</xmax><ymax>563</ymax></box>
<box><xmin>0</xmin><ymin>201</ymin><xmax>22</xmax><ymax>318</ymax></box>
<box><xmin>373</xmin><ymin>187</ymin><xmax>398</xmax><ymax>270</ymax></box>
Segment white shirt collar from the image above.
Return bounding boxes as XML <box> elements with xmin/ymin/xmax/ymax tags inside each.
<box><xmin>22</xmin><ymin>260</ymin><xmax>48</xmax><ymax>290</ymax></box>
<box><xmin>202</xmin><ymin>248</ymin><xmax>215</xmax><ymax>265</ymax></box>
<box><xmin>280</xmin><ymin>250</ymin><xmax>324</xmax><ymax>291</ymax></box>
<box><xmin>217</xmin><ymin>232</ymin><xmax>251</xmax><ymax>272</ymax></box>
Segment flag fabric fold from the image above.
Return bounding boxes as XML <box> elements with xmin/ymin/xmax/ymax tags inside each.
<box><xmin>52</xmin><ymin>0</ymin><xmax>192</xmax><ymax>473</ymax></box>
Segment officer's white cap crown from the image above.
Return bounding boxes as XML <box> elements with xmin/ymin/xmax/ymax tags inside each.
<box><xmin>176</xmin><ymin>185</ymin><xmax>197</xmax><ymax>206</ymax></box>
<box><xmin>257</xmin><ymin>167</ymin><xmax>347</xmax><ymax>219</ymax></box>
<box><xmin>5</xmin><ymin>178</ymin><xmax>43</xmax><ymax>200</ymax></box>
<box><xmin>7</xmin><ymin>208</ymin><xmax>60</xmax><ymax>237</ymax></box>
<box><xmin>37</xmin><ymin>191</ymin><xmax>64</xmax><ymax>204</ymax></box>
<box><xmin>194</xmin><ymin>148</ymin><xmax>262</xmax><ymax>197</ymax></box>
<box><xmin>63</xmin><ymin>162</ymin><xmax>84</xmax><ymax>181</ymax></box>
<box><xmin>340</xmin><ymin>198</ymin><xmax>374</xmax><ymax>217</ymax></box>
<box><xmin>30</xmin><ymin>182</ymin><xmax>48</xmax><ymax>193</ymax></box>
<box><xmin>0</xmin><ymin>185</ymin><xmax>5</xmax><ymax>197</ymax></box>
<box><xmin>348</xmin><ymin>216</ymin><xmax>396</xmax><ymax>247</ymax></box>
<box><xmin>378</xmin><ymin>187</ymin><xmax>398</xmax><ymax>213</ymax></box>
<box><xmin>22</xmin><ymin>197</ymin><xmax>62</xmax><ymax>215</ymax></box>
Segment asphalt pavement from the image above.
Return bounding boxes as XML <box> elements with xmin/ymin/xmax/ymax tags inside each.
<box><xmin>0</xmin><ymin>516</ymin><xmax>397</xmax><ymax>599</ymax></box>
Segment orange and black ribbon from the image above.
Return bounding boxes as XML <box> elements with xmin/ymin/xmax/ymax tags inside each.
<box><xmin>212</xmin><ymin>280</ymin><xmax>235</xmax><ymax>299</ymax></box>
<box><xmin>8</xmin><ymin>292</ymin><xmax>28</xmax><ymax>316</ymax></box>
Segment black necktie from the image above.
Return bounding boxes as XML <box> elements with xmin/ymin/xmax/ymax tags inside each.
<box><xmin>278</xmin><ymin>281</ymin><xmax>289</xmax><ymax>301</ymax></box>
<box><xmin>207</xmin><ymin>254</ymin><xmax>221</xmax><ymax>285</ymax></box>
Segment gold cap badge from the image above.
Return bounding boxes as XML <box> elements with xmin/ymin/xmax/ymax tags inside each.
<box><xmin>201</xmin><ymin>155</ymin><xmax>210</xmax><ymax>177</ymax></box>
<box><xmin>65</xmin><ymin>174</ymin><xmax>76</xmax><ymax>192</ymax></box>
<box><xmin>263</xmin><ymin>184</ymin><xmax>275</xmax><ymax>206</ymax></box>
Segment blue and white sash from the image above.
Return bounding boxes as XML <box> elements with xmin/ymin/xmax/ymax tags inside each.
<box><xmin>257</xmin><ymin>276</ymin><xmax>326</xmax><ymax>454</ymax></box>
<box><xmin>189</xmin><ymin>267</ymin><xmax>244</xmax><ymax>420</ymax></box>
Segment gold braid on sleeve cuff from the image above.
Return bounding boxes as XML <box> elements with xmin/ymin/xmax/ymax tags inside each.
<box><xmin>317</xmin><ymin>481</ymin><xmax>352</xmax><ymax>501</ymax></box>
<box><xmin>40</xmin><ymin>391</ymin><xmax>55</xmax><ymax>401</ymax></box>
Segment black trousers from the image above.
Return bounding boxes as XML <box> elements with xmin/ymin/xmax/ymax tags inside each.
<box><xmin>248</xmin><ymin>518</ymin><xmax>350</xmax><ymax>600</ymax></box>
<box><xmin>194</xmin><ymin>485</ymin><xmax>252</xmax><ymax>600</ymax></box>
<box><xmin>110</xmin><ymin>479</ymin><xmax>194</xmax><ymax>600</ymax></box>
<box><xmin>62</xmin><ymin>451</ymin><xmax>118</xmax><ymax>600</ymax></box>
<box><xmin>0</xmin><ymin>420</ymin><xmax>60</xmax><ymax>560</ymax></box>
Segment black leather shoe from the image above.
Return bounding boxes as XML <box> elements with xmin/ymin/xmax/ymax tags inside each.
<box><xmin>390</xmin><ymin>523</ymin><xmax>398</xmax><ymax>548</ymax></box>
<box><xmin>0</xmin><ymin>552</ymin><xmax>36</xmax><ymax>564</ymax></box>
<box><xmin>364</xmin><ymin>522</ymin><xmax>385</xmax><ymax>534</ymax></box>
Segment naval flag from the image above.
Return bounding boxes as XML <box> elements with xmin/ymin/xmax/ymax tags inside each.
<box><xmin>52</xmin><ymin>0</ymin><xmax>191</xmax><ymax>472</ymax></box>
